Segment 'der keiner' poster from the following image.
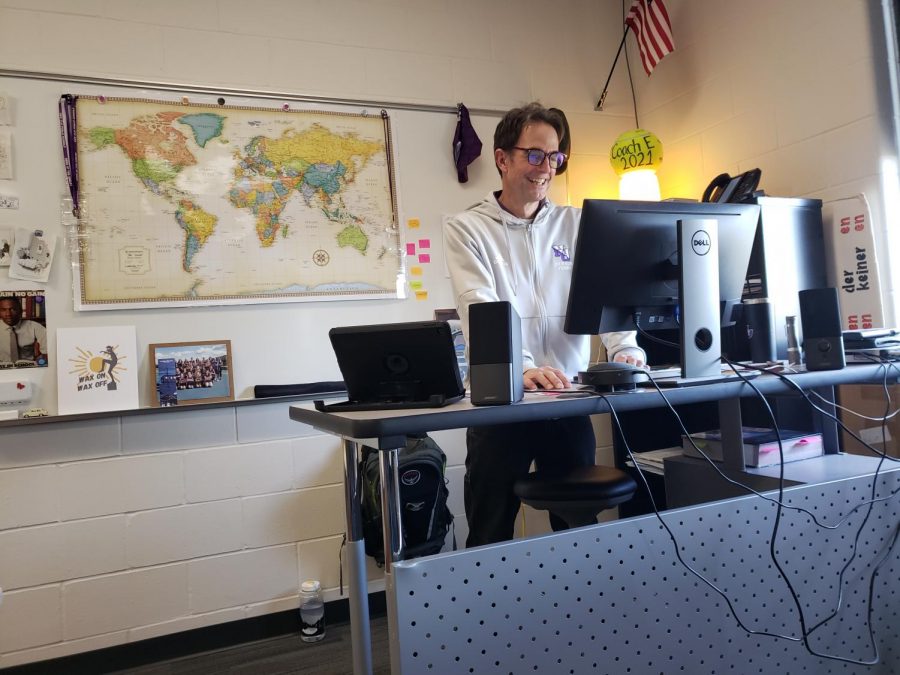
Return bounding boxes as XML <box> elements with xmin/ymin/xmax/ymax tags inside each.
<box><xmin>56</xmin><ymin>325</ymin><xmax>139</xmax><ymax>415</ymax></box>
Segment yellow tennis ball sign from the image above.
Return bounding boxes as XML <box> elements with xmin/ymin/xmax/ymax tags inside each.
<box><xmin>610</xmin><ymin>129</ymin><xmax>663</xmax><ymax>176</ymax></box>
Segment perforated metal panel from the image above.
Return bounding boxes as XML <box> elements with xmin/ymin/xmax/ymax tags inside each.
<box><xmin>392</xmin><ymin>471</ymin><xmax>900</xmax><ymax>674</ymax></box>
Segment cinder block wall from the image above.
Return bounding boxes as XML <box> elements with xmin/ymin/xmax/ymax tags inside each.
<box><xmin>0</xmin><ymin>403</ymin><xmax>382</xmax><ymax>666</ymax></box>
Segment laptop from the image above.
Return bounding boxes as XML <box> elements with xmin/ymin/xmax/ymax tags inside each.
<box><xmin>314</xmin><ymin>321</ymin><xmax>466</xmax><ymax>412</ymax></box>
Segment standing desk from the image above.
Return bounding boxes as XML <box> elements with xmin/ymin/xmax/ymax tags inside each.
<box><xmin>289</xmin><ymin>363</ymin><xmax>900</xmax><ymax>674</ymax></box>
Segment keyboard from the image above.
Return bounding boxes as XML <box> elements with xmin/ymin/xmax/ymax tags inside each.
<box><xmin>647</xmin><ymin>365</ymin><xmax>682</xmax><ymax>378</ymax></box>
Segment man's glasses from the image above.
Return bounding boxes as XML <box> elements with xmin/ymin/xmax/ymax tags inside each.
<box><xmin>512</xmin><ymin>147</ymin><xmax>567</xmax><ymax>169</ymax></box>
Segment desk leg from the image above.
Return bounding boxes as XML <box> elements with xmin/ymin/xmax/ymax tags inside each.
<box><xmin>811</xmin><ymin>386</ymin><xmax>840</xmax><ymax>453</ymax></box>
<box><xmin>379</xmin><ymin>446</ymin><xmax>404</xmax><ymax>674</ymax></box>
<box><xmin>343</xmin><ymin>439</ymin><xmax>373</xmax><ymax>675</ymax></box>
<box><xmin>718</xmin><ymin>397</ymin><xmax>745</xmax><ymax>471</ymax></box>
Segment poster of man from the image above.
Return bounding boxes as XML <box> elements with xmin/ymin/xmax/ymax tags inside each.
<box><xmin>0</xmin><ymin>290</ymin><xmax>48</xmax><ymax>369</ymax></box>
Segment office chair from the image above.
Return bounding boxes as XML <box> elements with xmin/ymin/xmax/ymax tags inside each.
<box><xmin>513</xmin><ymin>465</ymin><xmax>637</xmax><ymax>528</ymax></box>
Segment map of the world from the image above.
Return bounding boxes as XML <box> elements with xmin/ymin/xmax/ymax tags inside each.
<box><xmin>71</xmin><ymin>97</ymin><xmax>400</xmax><ymax>309</ymax></box>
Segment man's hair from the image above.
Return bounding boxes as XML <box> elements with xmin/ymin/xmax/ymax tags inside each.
<box><xmin>0</xmin><ymin>296</ymin><xmax>21</xmax><ymax>306</ymax></box>
<box><xmin>493</xmin><ymin>103</ymin><xmax>566</xmax><ymax>176</ymax></box>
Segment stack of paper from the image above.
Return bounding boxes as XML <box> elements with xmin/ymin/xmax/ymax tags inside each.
<box><xmin>625</xmin><ymin>447</ymin><xmax>684</xmax><ymax>475</ymax></box>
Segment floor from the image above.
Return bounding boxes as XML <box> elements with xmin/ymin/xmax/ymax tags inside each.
<box><xmin>111</xmin><ymin>617</ymin><xmax>390</xmax><ymax>675</ymax></box>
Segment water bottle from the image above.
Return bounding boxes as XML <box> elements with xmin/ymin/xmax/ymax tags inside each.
<box><xmin>299</xmin><ymin>579</ymin><xmax>325</xmax><ymax>643</ymax></box>
<box><xmin>743</xmin><ymin>298</ymin><xmax>777</xmax><ymax>363</ymax></box>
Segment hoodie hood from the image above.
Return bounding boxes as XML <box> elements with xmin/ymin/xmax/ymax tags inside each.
<box><xmin>466</xmin><ymin>191</ymin><xmax>554</xmax><ymax>228</ymax></box>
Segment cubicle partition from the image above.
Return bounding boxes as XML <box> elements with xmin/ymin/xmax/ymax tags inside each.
<box><xmin>391</xmin><ymin>470</ymin><xmax>900</xmax><ymax>673</ymax></box>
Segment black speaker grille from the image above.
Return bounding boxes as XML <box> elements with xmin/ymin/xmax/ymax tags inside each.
<box><xmin>799</xmin><ymin>288</ymin><xmax>841</xmax><ymax>337</ymax></box>
<box><xmin>469</xmin><ymin>302</ymin><xmax>515</xmax><ymax>364</ymax></box>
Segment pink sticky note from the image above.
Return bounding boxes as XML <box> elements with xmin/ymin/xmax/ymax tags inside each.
<box><xmin>418</xmin><ymin>253</ymin><xmax>431</xmax><ymax>264</ymax></box>
<box><xmin>418</xmin><ymin>239</ymin><xmax>431</xmax><ymax>249</ymax></box>
<box><xmin>406</xmin><ymin>243</ymin><xmax>416</xmax><ymax>256</ymax></box>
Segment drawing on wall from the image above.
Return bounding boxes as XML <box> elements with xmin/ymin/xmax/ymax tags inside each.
<box><xmin>8</xmin><ymin>227</ymin><xmax>56</xmax><ymax>282</ymax></box>
<box><xmin>0</xmin><ymin>91</ymin><xmax>10</xmax><ymax>125</ymax></box>
<box><xmin>149</xmin><ymin>339</ymin><xmax>234</xmax><ymax>407</ymax></box>
<box><xmin>0</xmin><ymin>129</ymin><xmax>11</xmax><ymax>180</ymax></box>
<box><xmin>0</xmin><ymin>290</ymin><xmax>48</xmax><ymax>369</ymax></box>
<box><xmin>0</xmin><ymin>227</ymin><xmax>11</xmax><ymax>266</ymax></box>
<box><xmin>64</xmin><ymin>96</ymin><xmax>401</xmax><ymax>310</ymax></box>
<box><xmin>56</xmin><ymin>325</ymin><xmax>139</xmax><ymax>415</ymax></box>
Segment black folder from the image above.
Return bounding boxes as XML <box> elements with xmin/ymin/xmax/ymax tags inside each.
<box><xmin>315</xmin><ymin>321</ymin><xmax>465</xmax><ymax>412</ymax></box>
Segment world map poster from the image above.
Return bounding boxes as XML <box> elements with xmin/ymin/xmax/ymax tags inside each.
<box><xmin>70</xmin><ymin>96</ymin><xmax>401</xmax><ymax>309</ymax></box>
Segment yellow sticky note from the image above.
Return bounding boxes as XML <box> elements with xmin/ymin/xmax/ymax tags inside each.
<box><xmin>410</xmin><ymin>266</ymin><xmax>423</xmax><ymax>276</ymax></box>
<box><xmin>415</xmin><ymin>290</ymin><xmax>428</xmax><ymax>300</ymax></box>
<box><xmin>407</xmin><ymin>218</ymin><xmax>420</xmax><ymax>229</ymax></box>
<box><xmin>409</xmin><ymin>281</ymin><xmax>423</xmax><ymax>290</ymax></box>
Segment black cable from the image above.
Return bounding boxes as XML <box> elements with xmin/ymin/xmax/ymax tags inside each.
<box><xmin>633</xmin><ymin>312</ymin><xmax>680</xmax><ymax>349</ymax></box>
<box><xmin>718</xmin><ymin>355</ymin><xmax>888</xmax><ymax>658</ymax></box>
<box><xmin>610</xmin><ymin>372</ymin><xmax>898</xmax><ymax>664</ymax></box>
<box><xmin>602</xmin><ymin>394</ymin><xmax>802</xmax><ymax>644</ymax></box>
<box><xmin>622</xmin><ymin>0</ymin><xmax>639</xmax><ymax>128</ymax></box>
<box><xmin>639</xmin><ymin>367</ymin><xmax>897</xmax><ymax>529</ymax></box>
<box><xmin>755</xmin><ymin>359</ymin><xmax>900</xmax><ymax>465</ymax></box>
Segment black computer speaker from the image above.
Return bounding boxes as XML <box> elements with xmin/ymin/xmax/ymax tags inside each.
<box><xmin>469</xmin><ymin>301</ymin><xmax>524</xmax><ymax>405</ymax></box>
<box><xmin>799</xmin><ymin>288</ymin><xmax>845</xmax><ymax>371</ymax></box>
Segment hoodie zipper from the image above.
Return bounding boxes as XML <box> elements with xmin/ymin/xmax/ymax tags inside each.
<box><xmin>525</xmin><ymin>222</ymin><xmax>550</xmax><ymax>361</ymax></box>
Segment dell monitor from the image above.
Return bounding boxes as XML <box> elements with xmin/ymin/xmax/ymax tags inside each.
<box><xmin>565</xmin><ymin>199</ymin><xmax>760</xmax><ymax>382</ymax></box>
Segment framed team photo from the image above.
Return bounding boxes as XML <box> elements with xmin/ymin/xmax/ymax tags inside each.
<box><xmin>149</xmin><ymin>340</ymin><xmax>234</xmax><ymax>407</ymax></box>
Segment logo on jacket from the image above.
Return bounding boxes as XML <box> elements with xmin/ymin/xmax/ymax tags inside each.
<box><xmin>551</xmin><ymin>244</ymin><xmax>571</xmax><ymax>261</ymax></box>
<box><xmin>401</xmin><ymin>469</ymin><xmax>421</xmax><ymax>486</ymax></box>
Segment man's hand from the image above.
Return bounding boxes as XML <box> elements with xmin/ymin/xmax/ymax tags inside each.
<box><xmin>523</xmin><ymin>366</ymin><xmax>570</xmax><ymax>390</ymax></box>
<box><xmin>612</xmin><ymin>350</ymin><xmax>646</xmax><ymax>368</ymax></box>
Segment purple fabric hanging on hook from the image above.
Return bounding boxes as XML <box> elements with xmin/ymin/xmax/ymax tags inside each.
<box><xmin>453</xmin><ymin>103</ymin><xmax>482</xmax><ymax>183</ymax></box>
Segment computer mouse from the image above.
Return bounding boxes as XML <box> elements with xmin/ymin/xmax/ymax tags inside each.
<box><xmin>578</xmin><ymin>361</ymin><xmax>649</xmax><ymax>391</ymax></box>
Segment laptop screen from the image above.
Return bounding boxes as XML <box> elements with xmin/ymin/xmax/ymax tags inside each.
<box><xmin>328</xmin><ymin>321</ymin><xmax>465</xmax><ymax>408</ymax></box>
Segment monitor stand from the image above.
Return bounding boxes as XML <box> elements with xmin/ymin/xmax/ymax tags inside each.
<box><xmin>661</xmin><ymin>218</ymin><xmax>748</xmax><ymax>388</ymax></box>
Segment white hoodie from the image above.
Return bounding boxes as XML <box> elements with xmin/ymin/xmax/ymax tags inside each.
<box><xmin>443</xmin><ymin>192</ymin><xmax>644</xmax><ymax>380</ymax></box>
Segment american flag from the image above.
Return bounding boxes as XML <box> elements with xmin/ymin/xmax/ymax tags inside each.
<box><xmin>625</xmin><ymin>0</ymin><xmax>675</xmax><ymax>76</ymax></box>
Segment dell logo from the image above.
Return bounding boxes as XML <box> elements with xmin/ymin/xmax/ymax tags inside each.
<box><xmin>691</xmin><ymin>230</ymin><xmax>711</xmax><ymax>256</ymax></box>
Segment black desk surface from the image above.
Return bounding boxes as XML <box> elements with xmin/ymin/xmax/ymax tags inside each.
<box><xmin>289</xmin><ymin>362</ymin><xmax>898</xmax><ymax>448</ymax></box>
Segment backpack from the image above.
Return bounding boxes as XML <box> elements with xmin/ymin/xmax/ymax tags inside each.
<box><xmin>361</xmin><ymin>435</ymin><xmax>454</xmax><ymax>566</ymax></box>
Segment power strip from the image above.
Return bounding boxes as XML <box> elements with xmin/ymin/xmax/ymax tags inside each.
<box><xmin>0</xmin><ymin>381</ymin><xmax>33</xmax><ymax>405</ymax></box>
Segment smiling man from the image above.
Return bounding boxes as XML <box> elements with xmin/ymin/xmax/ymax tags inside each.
<box><xmin>443</xmin><ymin>102</ymin><xmax>645</xmax><ymax>546</ymax></box>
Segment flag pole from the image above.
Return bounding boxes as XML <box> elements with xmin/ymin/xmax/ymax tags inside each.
<box><xmin>595</xmin><ymin>25</ymin><xmax>630</xmax><ymax>111</ymax></box>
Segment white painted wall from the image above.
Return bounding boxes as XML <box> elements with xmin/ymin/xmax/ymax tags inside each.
<box><xmin>627</xmin><ymin>0</ymin><xmax>896</xmax><ymax>325</ymax></box>
<box><xmin>0</xmin><ymin>0</ymin><xmax>894</xmax><ymax>667</ymax></box>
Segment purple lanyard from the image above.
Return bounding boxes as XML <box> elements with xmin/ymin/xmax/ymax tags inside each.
<box><xmin>57</xmin><ymin>94</ymin><xmax>80</xmax><ymax>218</ymax></box>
